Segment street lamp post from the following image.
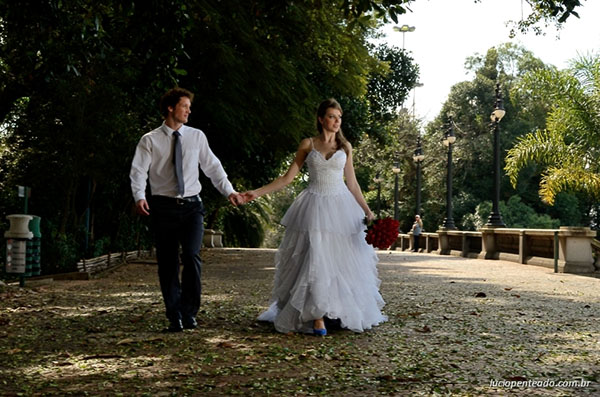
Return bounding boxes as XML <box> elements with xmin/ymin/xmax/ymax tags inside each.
<box><xmin>441</xmin><ymin>118</ymin><xmax>457</xmax><ymax>230</ymax></box>
<box><xmin>412</xmin><ymin>82</ymin><xmax>424</xmax><ymax>119</ymax></box>
<box><xmin>412</xmin><ymin>137</ymin><xmax>424</xmax><ymax>216</ymax></box>
<box><xmin>392</xmin><ymin>159</ymin><xmax>401</xmax><ymax>221</ymax></box>
<box><xmin>486</xmin><ymin>82</ymin><xmax>507</xmax><ymax>228</ymax></box>
<box><xmin>373</xmin><ymin>172</ymin><xmax>384</xmax><ymax>219</ymax></box>
<box><xmin>393</xmin><ymin>24</ymin><xmax>415</xmax><ymax>50</ymax></box>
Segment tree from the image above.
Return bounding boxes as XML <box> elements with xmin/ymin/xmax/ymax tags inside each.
<box><xmin>174</xmin><ymin>1</ymin><xmax>419</xmax><ymax>245</ymax></box>
<box><xmin>0</xmin><ymin>0</ymin><xmax>591</xmax><ymax>270</ymax></box>
<box><xmin>353</xmin><ymin>110</ymin><xmax>423</xmax><ymax>232</ymax></box>
<box><xmin>421</xmin><ymin>44</ymin><xmax>552</xmax><ymax>229</ymax></box>
<box><xmin>0</xmin><ymin>0</ymin><xmax>194</xmax><ymax>270</ymax></box>
<box><xmin>0</xmin><ymin>0</ymin><xmax>421</xmax><ymax>263</ymax></box>
<box><xmin>367</xmin><ymin>45</ymin><xmax>419</xmax><ymax>121</ymax></box>
<box><xmin>340</xmin><ymin>0</ymin><xmax>584</xmax><ymax>31</ymax></box>
<box><xmin>505</xmin><ymin>55</ymin><xmax>600</xmax><ymax>209</ymax></box>
<box><xmin>504</xmin><ymin>0</ymin><xmax>583</xmax><ymax>35</ymax></box>
<box><xmin>461</xmin><ymin>196</ymin><xmax>559</xmax><ymax>230</ymax></box>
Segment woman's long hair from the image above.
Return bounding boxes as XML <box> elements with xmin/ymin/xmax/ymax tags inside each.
<box><xmin>316</xmin><ymin>98</ymin><xmax>349</xmax><ymax>154</ymax></box>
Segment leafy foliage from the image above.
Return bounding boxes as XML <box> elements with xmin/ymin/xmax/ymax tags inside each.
<box><xmin>474</xmin><ymin>0</ymin><xmax>583</xmax><ymax>36</ymax></box>
<box><xmin>0</xmin><ymin>0</ymin><xmax>421</xmax><ymax>268</ymax></box>
<box><xmin>367</xmin><ymin>45</ymin><xmax>419</xmax><ymax>123</ymax></box>
<box><xmin>422</xmin><ymin>44</ymin><xmax>549</xmax><ymax>229</ymax></box>
<box><xmin>505</xmin><ymin>55</ymin><xmax>600</xmax><ymax>206</ymax></box>
<box><xmin>461</xmin><ymin>196</ymin><xmax>560</xmax><ymax>230</ymax></box>
<box><xmin>0</xmin><ymin>0</ymin><xmax>592</xmax><ymax>270</ymax></box>
<box><xmin>353</xmin><ymin>111</ymin><xmax>424</xmax><ymax>232</ymax></box>
<box><xmin>421</xmin><ymin>44</ymin><xmax>596</xmax><ymax>230</ymax></box>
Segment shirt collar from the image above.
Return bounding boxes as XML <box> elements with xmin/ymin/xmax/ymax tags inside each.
<box><xmin>161</xmin><ymin>121</ymin><xmax>184</xmax><ymax>136</ymax></box>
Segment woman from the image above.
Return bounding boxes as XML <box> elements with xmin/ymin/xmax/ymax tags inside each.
<box><xmin>242</xmin><ymin>99</ymin><xmax>387</xmax><ymax>335</ymax></box>
<box><xmin>411</xmin><ymin>215</ymin><xmax>423</xmax><ymax>252</ymax></box>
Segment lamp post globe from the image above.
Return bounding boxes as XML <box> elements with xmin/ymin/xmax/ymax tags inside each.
<box><xmin>393</xmin><ymin>24</ymin><xmax>415</xmax><ymax>50</ymax></box>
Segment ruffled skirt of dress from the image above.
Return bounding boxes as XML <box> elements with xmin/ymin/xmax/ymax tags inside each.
<box><xmin>258</xmin><ymin>187</ymin><xmax>387</xmax><ymax>334</ymax></box>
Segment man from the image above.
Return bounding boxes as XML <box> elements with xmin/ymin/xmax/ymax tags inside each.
<box><xmin>130</xmin><ymin>87</ymin><xmax>242</xmax><ymax>332</ymax></box>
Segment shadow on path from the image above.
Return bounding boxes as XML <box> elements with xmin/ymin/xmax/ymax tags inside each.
<box><xmin>0</xmin><ymin>248</ymin><xmax>598</xmax><ymax>396</ymax></box>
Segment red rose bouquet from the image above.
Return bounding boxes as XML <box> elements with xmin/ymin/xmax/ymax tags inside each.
<box><xmin>365</xmin><ymin>217</ymin><xmax>400</xmax><ymax>249</ymax></box>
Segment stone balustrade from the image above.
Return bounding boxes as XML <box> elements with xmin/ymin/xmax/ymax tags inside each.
<box><xmin>393</xmin><ymin>226</ymin><xmax>598</xmax><ymax>275</ymax></box>
<box><xmin>203</xmin><ymin>229</ymin><xmax>224</xmax><ymax>248</ymax></box>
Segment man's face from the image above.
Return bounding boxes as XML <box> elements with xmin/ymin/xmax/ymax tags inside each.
<box><xmin>169</xmin><ymin>96</ymin><xmax>191</xmax><ymax>124</ymax></box>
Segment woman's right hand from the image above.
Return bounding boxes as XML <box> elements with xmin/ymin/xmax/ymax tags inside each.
<box><xmin>365</xmin><ymin>210</ymin><xmax>375</xmax><ymax>223</ymax></box>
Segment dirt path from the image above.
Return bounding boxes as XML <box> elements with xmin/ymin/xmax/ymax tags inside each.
<box><xmin>1</xmin><ymin>248</ymin><xmax>598</xmax><ymax>396</ymax></box>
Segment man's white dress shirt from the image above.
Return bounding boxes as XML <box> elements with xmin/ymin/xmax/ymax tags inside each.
<box><xmin>130</xmin><ymin>122</ymin><xmax>234</xmax><ymax>202</ymax></box>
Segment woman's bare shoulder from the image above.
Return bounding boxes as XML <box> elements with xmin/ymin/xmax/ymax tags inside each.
<box><xmin>298</xmin><ymin>137</ymin><xmax>313</xmax><ymax>152</ymax></box>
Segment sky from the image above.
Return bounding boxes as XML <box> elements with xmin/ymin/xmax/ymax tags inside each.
<box><xmin>377</xmin><ymin>0</ymin><xmax>600</xmax><ymax>122</ymax></box>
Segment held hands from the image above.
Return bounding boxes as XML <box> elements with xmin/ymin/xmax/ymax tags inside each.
<box><xmin>241</xmin><ymin>190</ymin><xmax>258</xmax><ymax>204</ymax></box>
<box><xmin>227</xmin><ymin>190</ymin><xmax>259</xmax><ymax>206</ymax></box>
<box><xmin>228</xmin><ymin>192</ymin><xmax>245</xmax><ymax>206</ymax></box>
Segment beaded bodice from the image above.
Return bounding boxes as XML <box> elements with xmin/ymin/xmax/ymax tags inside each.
<box><xmin>305</xmin><ymin>149</ymin><xmax>347</xmax><ymax>195</ymax></box>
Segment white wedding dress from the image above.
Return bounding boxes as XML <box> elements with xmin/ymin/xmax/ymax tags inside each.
<box><xmin>258</xmin><ymin>145</ymin><xmax>387</xmax><ymax>333</ymax></box>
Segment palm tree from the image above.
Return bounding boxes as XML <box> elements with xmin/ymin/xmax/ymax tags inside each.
<box><xmin>505</xmin><ymin>54</ymin><xmax>600</xmax><ymax>205</ymax></box>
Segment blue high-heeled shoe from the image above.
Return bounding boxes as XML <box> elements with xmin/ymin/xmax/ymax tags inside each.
<box><xmin>313</xmin><ymin>328</ymin><xmax>327</xmax><ymax>336</ymax></box>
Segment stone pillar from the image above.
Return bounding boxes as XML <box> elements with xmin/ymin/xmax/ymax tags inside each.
<box><xmin>518</xmin><ymin>230</ymin><xmax>527</xmax><ymax>264</ymax></box>
<box><xmin>461</xmin><ymin>233</ymin><xmax>468</xmax><ymax>257</ymax></box>
<box><xmin>479</xmin><ymin>227</ymin><xmax>499</xmax><ymax>259</ymax></box>
<box><xmin>404</xmin><ymin>235</ymin><xmax>411</xmax><ymax>251</ymax></box>
<box><xmin>558</xmin><ymin>227</ymin><xmax>596</xmax><ymax>274</ymax></box>
<box><xmin>437</xmin><ymin>229</ymin><xmax>450</xmax><ymax>255</ymax></box>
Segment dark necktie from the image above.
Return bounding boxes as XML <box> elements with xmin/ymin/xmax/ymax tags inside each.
<box><xmin>173</xmin><ymin>130</ymin><xmax>184</xmax><ymax>197</ymax></box>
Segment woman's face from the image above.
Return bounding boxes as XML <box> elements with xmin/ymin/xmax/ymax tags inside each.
<box><xmin>319</xmin><ymin>107</ymin><xmax>342</xmax><ymax>134</ymax></box>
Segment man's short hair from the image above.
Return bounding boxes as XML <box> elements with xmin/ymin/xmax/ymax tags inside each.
<box><xmin>160</xmin><ymin>88</ymin><xmax>194</xmax><ymax>118</ymax></box>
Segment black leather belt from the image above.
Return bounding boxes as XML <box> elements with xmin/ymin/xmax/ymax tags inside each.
<box><xmin>151</xmin><ymin>195</ymin><xmax>201</xmax><ymax>205</ymax></box>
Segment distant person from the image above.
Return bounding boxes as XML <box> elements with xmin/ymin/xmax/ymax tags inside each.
<box><xmin>412</xmin><ymin>214</ymin><xmax>423</xmax><ymax>252</ymax></box>
<box><xmin>242</xmin><ymin>98</ymin><xmax>387</xmax><ymax>336</ymax></box>
<box><xmin>130</xmin><ymin>87</ymin><xmax>243</xmax><ymax>333</ymax></box>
